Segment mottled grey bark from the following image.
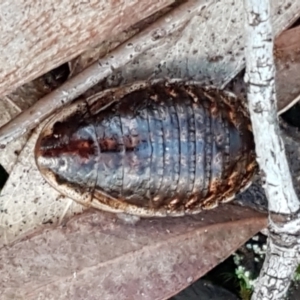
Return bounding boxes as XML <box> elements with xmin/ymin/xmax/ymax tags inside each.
<box><xmin>244</xmin><ymin>1</ymin><xmax>300</xmax><ymax>299</ymax></box>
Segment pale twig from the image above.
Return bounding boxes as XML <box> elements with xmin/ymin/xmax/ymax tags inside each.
<box><xmin>244</xmin><ymin>0</ymin><xmax>300</xmax><ymax>299</ymax></box>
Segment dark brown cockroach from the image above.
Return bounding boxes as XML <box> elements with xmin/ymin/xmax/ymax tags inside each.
<box><xmin>35</xmin><ymin>79</ymin><xmax>256</xmax><ymax>217</ymax></box>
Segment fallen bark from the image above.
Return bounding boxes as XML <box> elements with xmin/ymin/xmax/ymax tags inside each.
<box><xmin>244</xmin><ymin>1</ymin><xmax>300</xmax><ymax>299</ymax></box>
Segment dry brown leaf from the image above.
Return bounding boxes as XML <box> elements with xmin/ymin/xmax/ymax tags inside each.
<box><xmin>0</xmin><ymin>0</ymin><xmax>174</xmax><ymax>97</ymax></box>
<box><xmin>0</xmin><ymin>205</ymin><xmax>267</xmax><ymax>300</ymax></box>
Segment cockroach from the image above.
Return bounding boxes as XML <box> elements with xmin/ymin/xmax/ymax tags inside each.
<box><xmin>35</xmin><ymin>79</ymin><xmax>256</xmax><ymax>217</ymax></box>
